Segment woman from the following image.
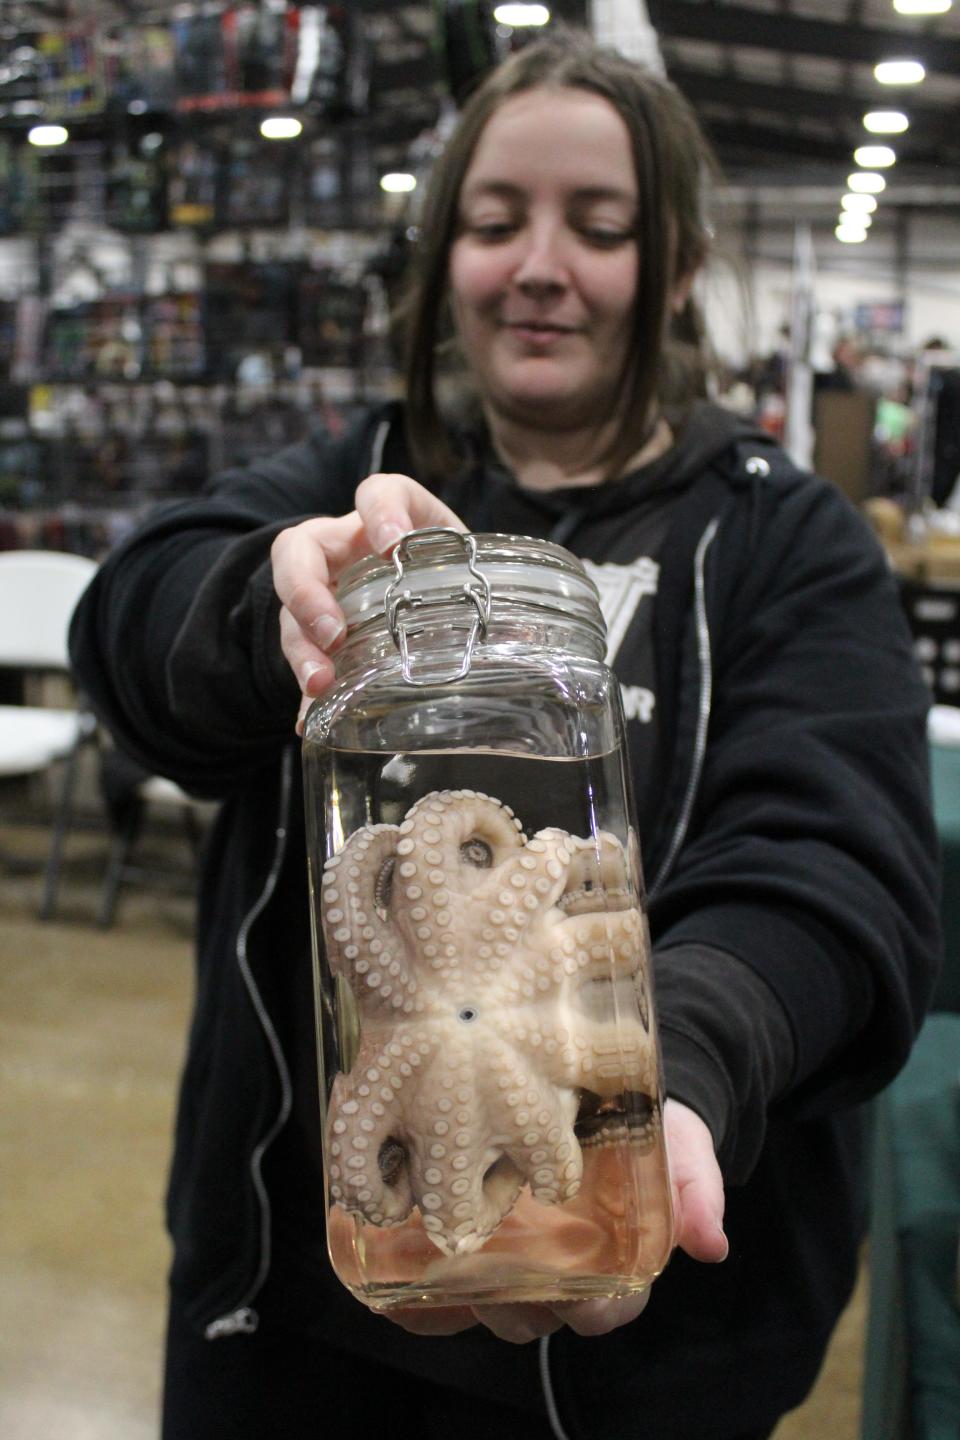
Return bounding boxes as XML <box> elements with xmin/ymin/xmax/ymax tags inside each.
<box><xmin>70</xmin><ymin>30</ymin><xmax>940</xmax><ymax>1440</ymax></box>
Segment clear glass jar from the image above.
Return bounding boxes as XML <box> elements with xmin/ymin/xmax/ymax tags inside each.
<box><xmin>302</xmin><ymin>529</ymin><xmax>673</xmax><ymax>1310</ymax></box>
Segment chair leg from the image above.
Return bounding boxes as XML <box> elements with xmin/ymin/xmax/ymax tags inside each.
<box><xmin>183</xmin><ymin>803</ymin><xmax>202</xmax><ymax>859</ymax></box>
<box><xmin>97</xmin><ymin>803</ymin><xmax>142</xmax><ymax>930</ymax></box>
<box><xmin>38</xmin><ymin>743</ymin><xmax>82</xmax><ymax>922</ymax></box>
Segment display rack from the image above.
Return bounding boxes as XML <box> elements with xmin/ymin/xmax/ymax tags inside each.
<box><xmin>0</xmin><ymin>1</ymin><xmax>460</xmax><ymax>557</ymax></box>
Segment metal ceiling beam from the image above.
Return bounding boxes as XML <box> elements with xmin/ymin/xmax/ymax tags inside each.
<box><xmin>702</xmin><ymin>117</ymin><xmax>948</xmax><ymax>170</ymax></box>
<box><xmin>715</xmin><ymin>183</ymin><xmax>960</xmax><ymax>208</ymax></box>
<box><xmin>648</xmin><ymin>0</ymin><xmax>960</xmax><ymax>76</ymax></box>
<box><xmin>669</xmin><ymin>64</ymin><xmax>955</xmax><ymax>130</ymax></box>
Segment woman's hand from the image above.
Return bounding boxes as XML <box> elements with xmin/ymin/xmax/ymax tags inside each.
<box><xmin>270</xmin><ymin>474</ymin><xmax>465</xmax><ymax>732</ymax></box>
<box><xmin>382</xmin><ymin>1098</ymin><xmax>727</xmax><ymax>1344</ymax></box>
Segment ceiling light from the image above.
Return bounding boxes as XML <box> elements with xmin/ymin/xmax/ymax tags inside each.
<box><xmin>874</xmin><ymin>60</ymin><xmax>925</xmax><ymax>84</ymax></box>
<box><xmin>27</xmin><ymin>124</ymin><xmax>68</xmax><ymax>146</ymax></box>
<box><xmin>493</xmin><ymin>3</ymin><xmax>551</xmax><ymax>22</ymax></box>
<box><xmin>847</xmin><ymin>171</ymin><xmax>886</xmax><ymax>193</ymax></box>
<box><xmin>260</xmin><ymin>116</ymin><xmax>302</xmax><ymax>140</ymax></box>
<box><xmin>838</xmin><ymin>213</ymin><xmax>873</xmax><ymax>230</ymax></box>
<box><xmin>836</xmin><ymin>223</ymin><xmax>868</xmax><ymax>244</ymax></box>
<box><xmin>854</xmin><ymin>145</ymin><xmax>896</xmax><ymax>168</ymax></box>
<box><xmin>893</xmin><ymin>0</ymin><xmax>951</xmax><ymax>13</ymax></box>
<box><xmin>841</xmin><ymin>193</ymin><xmax>878</xmax><ymax>213</ymax></box>
<box><xmin>380</xmin><ymin>172</ymin><xmax>417</xmax><ymax>193</ymax></box>
<box><xmin>863</xmin><ymin>111</ymin><xmax>909</xmax><ymax>134</ymax></box>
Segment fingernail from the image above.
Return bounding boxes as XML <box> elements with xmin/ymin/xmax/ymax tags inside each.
<box><xmin>372</xmin><ymin>520</ymin><xmax>405</xmax><ymax>555</ymax></box>
<box><xmin>715</xmin><ymin>1224</ymin><xmax>729</xmax><ymax>1262</ymax></box>
<box><xmin>312</xmin><ymin>614</ymin><xmax>345</xmax><ymax>650</ymax></box>
<box><xmin>295</xmin><ymin>694</ymin><xmax>311</xmax><ymax>737</ymax></box>
<box><xmin>299</xmin><ymin>661</ymin><xmax>324</xmax><ymax>691</ymax></box>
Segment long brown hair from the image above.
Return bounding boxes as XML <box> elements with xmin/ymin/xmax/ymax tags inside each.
<box><xmin>399</xmin><ymin>28</ymin><xmax>719</xmax><ymax>487</ymax></box>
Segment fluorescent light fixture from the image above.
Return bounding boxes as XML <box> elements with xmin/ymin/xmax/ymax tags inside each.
<box><xmin>874</xmin><ymin>60</ymin><xmax>925</xmax><ymax>85</ymax></box>
<box><xmin>839</xmin><ymin>213</ymin><xmax>873</xmax><ymax>229</ymax></box>
<box><xmin>260</xmin><ymin>116</ymin><xmax>302</xmax><ymax>140</ymax></box>
<box><xmin>893</xmin><ymin>0</ymin><xmax>951</xmax><ymax>13</ymax></box>
<box><xmin>847</xmin><ymin>171</ymin><xmax>886</xmax><ymax>193</ymax></box>
<box><xmin>863</xmin><ymin>111</ymin><xmax>909</xmax><ymax>134</ymax></box>
<box><xmin>380</xmin><ymin>172</ymin><xmax>417</xmax><ymax>193</ymax></box>
<box><xmin>835</xmin><ymin>223</ymin><xmax>868</xmax><ymax>243</ymax></box>
<box><xmin>493</xmin><ymin>3</ymin><xmax>551</xmax><ymax>23</ymax></box>
<box><xmin>841</xmin><ymin>193</ymin><xmax>878</xmax><ymax>213</ymax></box>
<box><xmin>854</xmin><ymin>145</ymin><xmax>896</xmax><ymax>168</ymax></box>
<box><xmin>27</xmin><ymin>124</ymin><xmax>68</xmax><ymax>147</ymax></box>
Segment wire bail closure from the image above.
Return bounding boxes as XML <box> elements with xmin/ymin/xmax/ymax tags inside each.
<box><xmin>384</xmin><ymin>528</ymin><xmax>492</xmax><ymax>685</ymax></box>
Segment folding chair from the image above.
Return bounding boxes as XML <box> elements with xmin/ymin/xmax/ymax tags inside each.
<box><xmin>0</xmin><ymin>549</ymin><xmax>98</xmax><ymax>919</ymax></box>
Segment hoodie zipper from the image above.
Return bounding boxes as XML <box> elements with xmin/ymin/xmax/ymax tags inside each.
<box><xmin>648</xmin><ymin>516</ymin><xmax>719</xmax><ymax>901</ymax></box>
<box><xmin>204</xmin><ymin>746</ymin><xmax>296</xmax><ymax>1340</ymax></box>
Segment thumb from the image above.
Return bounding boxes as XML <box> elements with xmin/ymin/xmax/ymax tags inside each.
<box><xmin>355</xmin><ymin>472</ymin><xmax>467</xmax><ymax>555</ymax></box>
<box><xmin>664</xmin><ymin>1098</ymin><xmax>729</xmax><ymax>1264</ymax></box>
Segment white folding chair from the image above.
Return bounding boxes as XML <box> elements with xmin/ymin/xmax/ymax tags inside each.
<box><xmin>0</xmin><ymin>549</ymin><xmax>99</xmax><ymax>919</ymax></box>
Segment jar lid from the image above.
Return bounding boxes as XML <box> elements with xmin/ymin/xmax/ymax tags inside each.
<box><xmin>337</xmin><ymin>529</ymin><xmax>605</xmax><ymax>639</ymax></box>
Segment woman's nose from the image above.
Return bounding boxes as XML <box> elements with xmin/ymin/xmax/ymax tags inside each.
<box><xmin>512</xmin><ymin>222</ymin><xmax>568</xmax><ymax>293</ymax></box>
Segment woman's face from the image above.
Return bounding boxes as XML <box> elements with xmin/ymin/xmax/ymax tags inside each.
<box><xmin>448</xmin><ymin>86</ymin><xmax>641</xmax><ymax>434</ymax></box>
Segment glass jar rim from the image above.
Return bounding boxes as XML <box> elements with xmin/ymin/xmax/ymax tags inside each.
<box><xmin>337</xmin><ymin>530</ymin><xmax>605</xmax><ymax>637</ymax></box>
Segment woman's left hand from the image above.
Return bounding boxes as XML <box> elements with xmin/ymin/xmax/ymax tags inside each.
<box><xmin>381</xmin><ymin>1098</ymin><xmax>727</xmax><ymax>1343</ymax></box>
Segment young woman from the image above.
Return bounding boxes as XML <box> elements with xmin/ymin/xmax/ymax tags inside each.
<box><xmin>70</xmin><ymin>30</ymin><xmax>940</xmax><ymax>1440</ymax></box>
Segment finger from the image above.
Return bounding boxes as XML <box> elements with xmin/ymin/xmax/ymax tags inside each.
<box><xmin>355</xmin><ymin>473</ymin><xmax>467</xmax><ymax>555</ymax></box>
<box><xmin>271</xmin><ymin>512</ymin><xmax>370</xmax><ymax>649</ymax></box>
<box><xmin>279</xmin><ymin>604</ymin><xmax>337</xmax><ymax>699</ymax></box>
<box><xmin>549</xmin><ymin>1290</ymin><xmax>651</xmax><ymax>1337</ymax></box>
<box><xmin>664</xmin><ymin>1098</ymin><xmax>729</xmax><ymax>1264</ymax></box>
<box><xmin>380</xmin><ymin>1304</ymin><xmax>478</xmax><ymax>1336</ymax></box>
<box><xmin>468</xmin><ymin>1303</ymin><xmax>564</xmax><ymax>1345</ymax></box>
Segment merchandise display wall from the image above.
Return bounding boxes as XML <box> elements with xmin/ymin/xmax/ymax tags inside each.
<box><xmin>0</xmin><ymin>3</ymin><xmax>465</xmax><ymax>555</ymax></box>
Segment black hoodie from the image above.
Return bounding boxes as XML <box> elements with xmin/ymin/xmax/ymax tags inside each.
<box><xmin>69</xmin><ymin>399</ymin><xmax>941</xmax><ymax>1440</ymax></box>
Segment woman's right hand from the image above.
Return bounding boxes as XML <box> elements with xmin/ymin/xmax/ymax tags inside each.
<box><xmin>270</xmin><ymin>474</ymin><xmax>466</xmax><ymax>733</ymax></box>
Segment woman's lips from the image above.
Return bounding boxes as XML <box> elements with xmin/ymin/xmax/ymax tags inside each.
<box><xmin>504</xmin><ymin>321</ymin><xmax>578</xmax><ymax>346</ymax></box>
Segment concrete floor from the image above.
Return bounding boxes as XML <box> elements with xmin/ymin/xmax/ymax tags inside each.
<box><xmin>0</xmin><ymin>821</ymin><xmax>867</xmax><ymax>1440</ymax></box>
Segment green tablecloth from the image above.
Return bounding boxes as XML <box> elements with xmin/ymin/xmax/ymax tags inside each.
<box><xmin>862</xmin><ymin>1014</ymin><xmax>960</xmax><ymax>1440</ymax></box>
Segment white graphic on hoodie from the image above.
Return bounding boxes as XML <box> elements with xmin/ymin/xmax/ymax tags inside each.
<box><xmin>582</xmin><ymin>557</ymin><xmax>659</xmax><ymax>724</ymax></box>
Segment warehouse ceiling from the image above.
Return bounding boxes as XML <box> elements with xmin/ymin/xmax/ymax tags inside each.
<box><xmin>360</xmin><ymin>0</ymin><xmax>960</xmax><ymax>223</ymax></box>
<box><xmin>649</xmin><ymin>0</ymin><xmax>960</xmax><ymax>204</ymax></box>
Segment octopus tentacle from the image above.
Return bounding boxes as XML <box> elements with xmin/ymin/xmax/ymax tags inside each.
<box><xmin>494</xmin><ymin>1070</ymin><xmax>582</xmax><ymax>1207</ymax></box>
<box><xmin>322</xmin><ymin>824</ymin><xmax>424</xmax><ymax>1019</ymax></box>
<box><xmin>328</xmin><ymin>1028</ymin><xmax>441</xmax><ymax>1228</ymax></box>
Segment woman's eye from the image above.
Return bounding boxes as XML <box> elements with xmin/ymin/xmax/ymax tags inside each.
<box><xmin>581</xmin><ymin>227</ymin><xmax>632</xmax><ymax>247</ymax></box>
<box><xmin>469</xmin><ymin>221</ymin><xmax>516</xmax><ymax>241</ymax></box>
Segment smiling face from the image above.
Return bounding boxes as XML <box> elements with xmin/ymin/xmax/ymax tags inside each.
<box><xmin>448</xmin><ymin>87</ymin><xmax>641</xmax><ymax>439</ymax></box>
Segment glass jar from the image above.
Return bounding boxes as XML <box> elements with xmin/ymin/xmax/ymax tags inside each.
<box><xmin>302</xmin><ymin>529</ymin><xmax>673</xmax><ymax>1310</ymax></box>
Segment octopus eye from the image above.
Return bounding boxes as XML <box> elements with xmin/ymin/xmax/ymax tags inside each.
<box><xmin>459</xmin><ymin>837</ymin><xmax>493</xmax><ymax>869</ymax></box>
<box><xmin>377</xmin><ymin>1136</ymin><xmax>408</xmax><ymax>1188</ymax></box>
<box><xmin>374</xmin><ymin>857</ymin><xmax>395</xmax><ymax>914</ymax></box>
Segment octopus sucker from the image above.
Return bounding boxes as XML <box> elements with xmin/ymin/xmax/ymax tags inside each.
<box><xmin>322</xmin><ymin>789</ymin><xmax>657</xmax><ymax>1255</ymax></box>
